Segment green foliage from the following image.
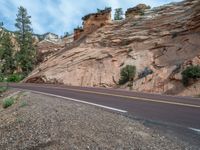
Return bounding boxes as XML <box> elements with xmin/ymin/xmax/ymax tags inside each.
<box><xmin>97</xmin><ymin>8</ymin><xmax>101</xmax><ymax>13</ymax></box>
<box><xmin>6</xmin><ymin>73</ymin><xmax>25</xmax><ymax>82</ymax></box>
<box><xmin>0</xmin><ymin>22</ymin><xmax>3</xmax><ymax>27</ymax></box>
<box><xmin>20</xmin><ymin>101</ymin><xmax>28</xmax><ymax>107</ymax></box>
<box><xmin>97</xmin><ymin>7</ymin><xmax>111</xmax><ymax>13</ymax></box>
<box><xmin>0</xmin><ymin>32</ymin><xmax>16</xmax><ymax>74</ymax></box>
<box><xmin>114</xmin><ymin>8</ymin><xmax>124</xmax><ymax>20</ymax></box>
<box><xmin>0</xmin><ymin>73</ymin><xmax>24</xmax><ymax>82</ymax></box>
<box><xmin>0</xmin><ymin>74</ymin><xmax>4</xmax><ymax>82</ymax></box>
<box><xmin>181</xmin><ymin>65</ymin><xmax>200</xmax><ymax>86</ymax></box>
<box><xmin>119</xmin><ymin>65</ymin><xmax>136</xmax><ymax>85</ymax></box>
<box><xmin>0</xmin><ymin>86</ymin><xmax>7</xmax><ymax>93</ymax></box>
<box><xmin>63</xmin><ymin>32</ymin><xmax>70</xmax><ymax>38</ymax></box>
<box><xmin>138</xmin><ymin>67</ymin><xmax>153</xmax><ymax>79</ymax></box>
<box><xmin>128</xmin><ymin>48</ymin><xmax>133</xmax><ymax>53</ymax></box>
<box><xmin>3</xmin><ymin>97</ymin><xmax>14</xmax><ymax>108</ymax></box>
<box><xmin>172</xmin><ymin>32</ymin><xmax>178</xmax><ymax>39</ymax></box>
<box><xmin>15</xmin><ymin>6</ymin><xmax>36</xmax><ymax>75</ymax></box>
<box><xmin>140</xmin><ymin>11</ymin><xmax>145</xmax><ymax>16</ymax></box>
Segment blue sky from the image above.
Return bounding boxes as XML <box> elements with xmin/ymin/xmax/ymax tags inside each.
<box><xmin>0</xmin><ymin>0</ymin><xmax>182</xmax><ymax>36</ymax></box>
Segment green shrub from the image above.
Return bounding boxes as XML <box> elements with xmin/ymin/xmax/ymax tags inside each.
<box><xmin>6</xmin><ymin>74</ymin><xmax>25</xmax><ymax>82</ymax></box>
<box><xmin>119</xmin><ymin>65</ymin><xmax>136</xmax><ymax>85</ymax></box>
<box><xmin>138</xmin><ymin>67</ymin><xmax>153</xmax><ymax>79</ymax></box>
<box><xmin>181</xmin><ymin>65</ymin><xmax>200</xmax><ymax>86</ymax></box>
<box><xmin>0</xmin><ymin>74</ymin><xmax>4</xmax><ymax>82</ymax></box>
<box><xmin>20</xmin><ymin>101</ymin><xmax>28</xmax><ymax>107</ymax></box>
<box><xmin>128</xmin><ymin>48</ymin><xmax>133</xmax><ymax>53</ymax></box>
<box><xmin>0</xmin><ymin>86</ymin><xmax>7</xmax><ymax>93</ymax></box>
<box><xmin>3</xmin><ymin>98</ymin><xmax>14</xmax><ymax>108</ymax></box>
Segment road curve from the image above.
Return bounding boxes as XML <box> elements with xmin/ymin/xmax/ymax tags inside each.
<box><xmin>5</xmin><ymin>83</ymin><xmax>200</xmax><ymax>129</ymax></box>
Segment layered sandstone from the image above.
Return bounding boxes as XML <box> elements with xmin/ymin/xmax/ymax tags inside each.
<box><xmin>74</xmin><ymin>8</ymin><xmax>112</xmax><ymax>40</ymax></box>
<box><xmin>125</xmin><ymin>4</ymin><xmax>151</xmax><ymax>18</ymax></box>
<box><xmin>25</xmin><ymin>0</ymin><xmax>200</xmax><ymax>96</ymax></box>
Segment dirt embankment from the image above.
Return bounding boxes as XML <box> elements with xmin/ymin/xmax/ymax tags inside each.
<box><xmin>0</xmin><ymin>91</ymin><xmax>197</xmax><ymax>149</ymax></box>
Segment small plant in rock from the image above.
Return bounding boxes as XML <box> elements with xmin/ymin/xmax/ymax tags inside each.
<box><xmin>132</xmin><ymin>23</ymin><xmax>138</xmax><ymax>26</ymax></box>
<box><xmin>138</xmin><ymin>67</ymin><xmax>153</xmax><ymax>79</ymax></box>
<box><xmin>16</xmin><ymin>117</ymin><xmax>23</xmax><ymax>123</ymax></box>
<box><xmin>128</xmin><ymin>48</ymin><xmax>133</xmax><ymax>53</ymax></box>
<box><xmin>172</xmin><ymin>32</ymin><xmax>178</xmax><ymax>39</ymax></box>
<box><xmin>181</xmin><ymin>65</ymin><xmax>200</xmax><ymax>86</ymax></box>
<box><xmin>3</xmin><ymin>97</ymin><xmax>14</xmax><ymax>108</ymax></box>
<box><xmin>119</xmin><ymin>65</ymin><xmax>136</xmax><ymax>85</ymax></box>
<box><xmin>140</xmin><ymin>11</ymin><xmax>145</xmax><ymax>16</ymax></box>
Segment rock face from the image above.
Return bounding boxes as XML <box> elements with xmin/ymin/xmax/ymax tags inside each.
<box><xmin>74</xmin><ymin>28</ymin><xmax>84</xmax><ymax>41</ymax></box>
<box><xmin>82</xmin><ymin>8</ymin><xmax>112</xmax><ymax>34</ymax></box>
<box><xmin>36</xmin><ymin>40</ymin><xmax>65</xmax><ymax>63</ymax></box>
<box><xmin>74</xmin><ymin>8</ymin><xmax>112</xmax><ymax>40</ymax></box>
<box><xmin>125</xmin><ymin>4</ymin><xmax>151</xmax><ymax>18</ymax></box>
<box><xmin>25</xmin><ymin>0</ymin><xmax>200</xmax><ymax>96</ymax></box>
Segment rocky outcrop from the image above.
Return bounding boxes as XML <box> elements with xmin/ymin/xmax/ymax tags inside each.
<box><xmin>82</xmin><ymin>8</ymin><xmax>112</xmax><ymax>34</ymax></box>
<box><xmin>74</xmin><ymin>8</ymin><xmax>112</xmax><ymax>40</ymax></box>
<box><xmin>125</xmin><ymin>4</ymin><xmax>151</xmax><ymax>18</ymax></box>
<box><xmin>36</xmin><ymin>40</ymin><xmax>65</xmax><ymax>63</ymax></box>
<box><xmin>74</xmin><ymin>27</ymin><xmax>84</xmax><ymax>41</ymax></box>
<box><xmin>26</xmin><ymin>0</ymin><xmax>200</xmax><ymax>96</ymax></box>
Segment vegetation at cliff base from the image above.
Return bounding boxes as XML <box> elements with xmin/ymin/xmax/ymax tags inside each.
<box><xmin>181</xmin><ymin>65</ymin><xmax>200</xmax><ymax>86</ymax></box>
<box><xmin>119</xmin><ymin>65</ymin><xmax>136</xmax><ymax>85</ymax></box>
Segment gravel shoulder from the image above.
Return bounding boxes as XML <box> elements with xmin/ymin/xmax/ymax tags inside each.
<box><xmin>0</xmin><ymin>91</ymin><xmax>198</xmax><ymax>150</ymax></box>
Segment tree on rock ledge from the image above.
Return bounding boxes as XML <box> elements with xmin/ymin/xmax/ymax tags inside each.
<box><xmin>15</xmin><ymin>6</ymin><xmax>36</xmax><ymax>75</ymax></box>
<box><xmin>114</xmin><ymin>8</ymin><xmax>124</xmax><ymax>20</ymax></box>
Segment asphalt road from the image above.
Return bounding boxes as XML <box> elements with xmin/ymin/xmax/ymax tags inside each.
<box><xmin>5</xmin><ymin>83</ymin><xmax>200</xmax><ymax>130</ymax></box>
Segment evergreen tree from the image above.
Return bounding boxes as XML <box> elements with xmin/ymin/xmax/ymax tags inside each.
<box><xmin>0</xmin><ymin>32</ymin><xmax>15</xmax><ymax>74</ymax></box>
<box><xmin>0</xmin><ymin>22</ymin><xmax>3</xmax><ymax>27</ymax></box>
<box><xmin>15</xmin><ymin>6</ymin><xmax>36</xmax><ymax>75</ymax></box>
<box><xmin>64</xmin><ymin>32</ymin><xmax>70</xmax><ymax>37</ymax></box>
<box><xmin>114</xmin><ymin>8</ymin><xmax>123</xmax><ymax>20</ymax></box>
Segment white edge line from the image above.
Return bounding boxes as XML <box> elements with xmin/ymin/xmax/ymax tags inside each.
<box><xmin>24</xmin><ymin>90</ymin><xmax>127</xmax><ymax>113</ymax></box>
<box><xmin>188</xmin><ymin>128</ymin><xmax>200</xmax><ymax>134</ymax></box>
<box><xmin>189</xmin><ymin>127</ymin><xmax>200</xmax><ymax>133</ymax></box>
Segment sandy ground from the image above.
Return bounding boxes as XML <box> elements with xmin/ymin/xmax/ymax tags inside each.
<box><xmin>0</xmin><ymin>91</ymin><xmax>198</xmax><ymax>150</ymax></box>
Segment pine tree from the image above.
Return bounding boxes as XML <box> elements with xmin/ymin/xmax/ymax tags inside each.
<box><xmin>15</xmin><ymin>6</ymin><xmax>36</xmax><ymax>75</ymax></box>
<box><xmin>0</xmin><ymin>32</ymin><xmax>15</xmax><ymax>74</ymax></box>
<box><xmin>114</xmin><ymin>8</ymin><xmax>123</xmax><ymax>20</ymax></box>
<box><xmin>0</xmin><ymin>22</ymin><xmax>3</xmax><ymax>27</ymax></box>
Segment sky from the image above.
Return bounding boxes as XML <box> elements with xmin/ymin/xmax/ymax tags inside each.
<box><xmin>0</xmin><ymin>0</ymin><xmax>182</xmax><ymax>36</ymax></box>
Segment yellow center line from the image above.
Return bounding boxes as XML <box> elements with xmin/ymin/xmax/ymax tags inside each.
<box><xmin>63</xmin><ymin>87</ymin><xmax>200</xmax><ymax>109</ymax></box>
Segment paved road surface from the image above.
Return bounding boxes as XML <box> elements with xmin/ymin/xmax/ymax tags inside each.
<box><xmin>4</xmin><ymin>83</ymin><xmax>200</xmax><ymax>130</ymax></box>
